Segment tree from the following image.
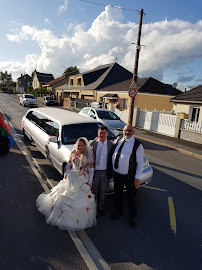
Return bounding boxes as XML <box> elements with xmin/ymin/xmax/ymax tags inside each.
<box><xmin>0</xmin><ymin>71</ymin><xmax>13</xmax><ymax>89</ymax></box>
<box><xmin>63</xmin><ymin>66</ymin><xmax>80</xmax><ymax>78</ymax></box>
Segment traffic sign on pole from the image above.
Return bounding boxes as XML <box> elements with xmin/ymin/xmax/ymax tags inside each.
<box><xmin>128</xmin><ymin>88</ymin><xmax>137</xmax><ymax>98</ymax></box>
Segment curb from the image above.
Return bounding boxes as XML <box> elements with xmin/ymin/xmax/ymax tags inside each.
<box><xmin>134</xmin><ymin>134</ymin><xmax>202</xmax><ymax>160</ymax></box>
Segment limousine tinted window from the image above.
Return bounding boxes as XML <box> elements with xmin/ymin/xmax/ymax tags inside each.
<box><xmin>26</xmin><ymin>111</ymin><xmax>59</xmax><ymax>136</ymax></box>
<box><xmin>62</xmin><ymin>123</ymin><xmax>116</xmax><ymax>145</ymax></box>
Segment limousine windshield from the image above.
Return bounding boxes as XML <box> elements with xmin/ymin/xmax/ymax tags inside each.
<box><xmin>62</xmin><ymin>123</ymin><xmax>116</xmax><ymax>145</ymax></box>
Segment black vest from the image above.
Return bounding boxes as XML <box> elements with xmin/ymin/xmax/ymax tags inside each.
<box><xmin>128</xmin><ymin>139</ymin><xmax>141</xmax><ymax>180</ymax></box>
<box><xmin>113</xmin><ymin>138</ymin><xmax>142</xmax><ymax>180</ymax></box>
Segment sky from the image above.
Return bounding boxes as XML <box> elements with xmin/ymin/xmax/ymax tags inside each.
<box><xmin>0</xmin><ymin>0</ymin><xmax>202</xmax><ymax>91</ymax></box>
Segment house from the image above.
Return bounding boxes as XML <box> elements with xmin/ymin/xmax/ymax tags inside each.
<box><xmin>16</xmin><ymin>74</ymin><xmax>32</xmax><ymax>93</ymax></box>
<box><xmin>170</xmin><ymin>85</ymin><xmax>202</xmax><ymax>122</ymax></box>
<box><xmin>42</xmin><ymin>76</ymin><xmax>68</xmax><ymax>96</ymax></box>
<box><xmin>55</xmin><ymin>63</ymin><xmax>133</xmax><ymax>104</ymax></box>
<box><xmin>32</xmin><ymin>70</ymin><xmax>54</xmax><ymax>90</ymax></box>
<box><xmin>97</xmin><ymin>77</ymin><xmax>182</xmax><ymax>111</ymax></box>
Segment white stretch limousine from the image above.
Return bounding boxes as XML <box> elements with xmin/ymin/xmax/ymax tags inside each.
<box><xmin>21</xmin><ymin>108</ymin><xmax>153</xmax><ymax>187</ymax></box>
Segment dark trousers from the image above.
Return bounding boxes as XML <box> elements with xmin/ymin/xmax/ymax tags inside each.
<box><xmin>113</xmin><ymin>172</ymin><xmax>137</xmax><ymax>218</ymax></box>
<box><xmin>93</xmin><ymin>170</ymin><xmax>108</xmax><ymax>211</ymax></box>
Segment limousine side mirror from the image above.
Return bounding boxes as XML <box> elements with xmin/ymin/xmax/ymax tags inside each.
<box><xmin>49</xmin><ymin>136</ymin><xmax>58</xmax><ymax>143</ymax></box>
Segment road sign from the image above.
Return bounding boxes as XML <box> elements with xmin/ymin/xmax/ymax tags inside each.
<box><xmin>129</xmin><ymin>88</ymin><xmax>137</xmax><ymax>98</ymax></box>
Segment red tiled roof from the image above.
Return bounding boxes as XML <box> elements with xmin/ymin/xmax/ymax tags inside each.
<box><xmin>44</xmin><ymin>76</ymin><xmax>65</xmax><ymax>86</ymax></box>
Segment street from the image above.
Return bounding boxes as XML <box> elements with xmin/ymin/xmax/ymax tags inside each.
<box><xmin>0</xmin><ymin>93</ymin><xmax>201</xmax><ymax>270</ymax></box>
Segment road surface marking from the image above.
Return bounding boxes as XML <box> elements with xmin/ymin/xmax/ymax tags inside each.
<box><xmin>77</xmin><ymin>230</ymin><xmax>111</xmax><ymax>270</ymax></box>
<box><xmin>168</xmin><ymin>196</ymin><xmax>177</xmax><ymax>234</ymax></box>
<box><xmin>143</xmin><ymin>185</ymin><xmax>167</xmax><ymax>192</ymax></box>
<box><xmin>69</xmin><ymin>230</ymin><xmax>99</xmax><ymax>270</ymax></box>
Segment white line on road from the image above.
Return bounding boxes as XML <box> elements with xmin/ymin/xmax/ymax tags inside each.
<box><xmin>77</xmin><ymin>230</ymin><xmax>111</xmax><ymax>270</ymax></box>
<box><xmin>69</xmin><ymin>230</ymin><xmax>99</xmax><ymax>270</ymax></box>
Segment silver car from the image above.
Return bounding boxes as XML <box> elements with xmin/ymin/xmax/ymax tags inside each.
<box><xmin>21</xmin><ymin>107</ymin><xmax>152</xmax><ymax>188</ymax></box>
<box><xmin>42</xmin><ymin>96</ymin><xmax>56</xmax><ymax>106</ymax></box>
<box><xmin>79</xmin><ymin>107</ymin><xmax>126</xmax><ymax>136</ymax></box>
<box><xmin>19</xmin><ymin>94</ymin><xmax>38</xmax><ymax>107</ymax></box>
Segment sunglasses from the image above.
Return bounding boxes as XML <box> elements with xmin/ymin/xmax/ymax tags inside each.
<box><xmin>124</xmin><ymin>129</ymin><xmax>133</xmax><ymax>132</ymax></box>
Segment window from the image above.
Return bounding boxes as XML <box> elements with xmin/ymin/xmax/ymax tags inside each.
<box><xmin>77</xmin><ymin>78</ymin><xmax>81</xmax><ymax>86</ymax></box>
<box><xmin>24</xmin><ymin>94</ymin><xmax>36</xmax><ymax>99</ymax></box>
<box><xmin>44</xmin><ymin>120</ymin><xmax>59</xmax><ymax>137</ymax></box>
<box><xmin>122</xmin><ymin>99</ymin><xmax>128</xmax><ymax>109</ymax></box>
<box><xmin>88</xmin><ymin>109</ymin><xmax>96</xmax><ymax>118</ymax></box>
<box><xmin>82</xmin><ymin>108</ymin><xmax>90</xmax><ymax>115</ymax></box>
<box><xmin>26</xmin><ymin>111</ymin><xmax>34</xmax><ymax>121</ymax></box>
<box><xmin>62</xmin><ymin>123</ymin><xmax>116</xmax><ymax>145</ymax></box>
<box><xmin>191</xmin><ymin>107</ymin><xmax>200</xmax><ymax>122</ymax></box>
<box><xmin>69</xmin><ymin>79</ymin><xmax>73</xmax><ymax>85</ymax></box>
<box><xmin>97</xmin><ymin>110</ymin><xmax>120</xmax><ymax>120</ymax></box>
<box><xmin>46</xmin><ymin>96</ymin><xmax>54</xmax><ymax>100</ymax></box>
<box><xmin>26</xmin><ymin>111</ymin><xmax>59</xmax><ymax>136</ymax></box>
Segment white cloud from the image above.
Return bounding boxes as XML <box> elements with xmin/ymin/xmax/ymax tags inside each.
<box><xmin>57</xmin><ymin>0</ymin><xmax>68</xmax><ymax>15</ymax></box>
<box><xmin>2</xmin><ymin>6</ymin><xmax>202</xmax><ymax>86</ymax></box>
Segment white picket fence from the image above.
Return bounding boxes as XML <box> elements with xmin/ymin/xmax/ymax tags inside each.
<box><xmin>138</xmin><ymin>110</ymin><xmax>177</xmax><ymax>137</ymax></box>
<box><xmin>182</xmin><ymin>120</ymin><xmax>202</xmax><ymax>133</ymax></box>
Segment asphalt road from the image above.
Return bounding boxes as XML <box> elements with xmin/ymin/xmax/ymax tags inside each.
<box><xmin>0</xmin><ymin>92</ymin><xmax>201</xmax><ymax>270</ymax></box>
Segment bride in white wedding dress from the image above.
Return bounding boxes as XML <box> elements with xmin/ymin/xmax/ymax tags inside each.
<box><xmin>36</xmin><ymin>137</ymin><xmax>96</xmax><ymax>231</ymax></box>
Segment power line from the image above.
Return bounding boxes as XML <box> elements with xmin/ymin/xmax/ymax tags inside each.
<box><xmin>80</xmin><ymin>0</ymin><xmax>139</xmax><ymax>12</ymax></box>
<box><xmin>144</xmin><ymin>14</ymin><xmax>198</xmax><ymax>78</ymax></box>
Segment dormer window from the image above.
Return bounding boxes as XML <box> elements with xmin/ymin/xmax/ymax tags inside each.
<box><xmin>77</xmin><ymin>78</ymin><xmax>81</xmax><ymax>86</ymax></box>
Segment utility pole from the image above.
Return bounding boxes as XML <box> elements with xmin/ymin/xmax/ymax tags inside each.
<box><xmin>128</xmin><ymin>8</ymin><xmax>144</xmax><ymax>125</ymax></box>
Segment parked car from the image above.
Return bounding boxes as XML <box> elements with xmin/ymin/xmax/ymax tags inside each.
<box><xmin>19</xmin><ymin>94</ymin><xmax>38</xmax><ymax>107</ymax></box>
<box><xmin>90</xmin><ymin>102</ymin><xmax>103</xmax><ymax>108</ymax></box>
<box><xmin>79</xmin><ymin>107</ymin><xmax>126</xmax><ymax>136</ymax></box>
<box><xmin>22</xmin><ymin>108</ymin><xmax>153</xmax><ymax>188</ymax></box>
<box><xmin>22</xmin><ymin>108</ymin><xmax>116</xmax><ymax>176</ymax></box>
<box><xmin>43</xmin><ymin>96</ymin><xmax>56</xmax><ymax>106</ymax></box>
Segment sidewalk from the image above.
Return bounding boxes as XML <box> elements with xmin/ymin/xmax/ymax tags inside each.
<box><xmin>134</xmin><ymin>127</ymin><xmax>202</xmax><ymax>160</ymax></box>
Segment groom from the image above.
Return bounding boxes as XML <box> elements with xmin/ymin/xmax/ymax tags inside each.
<box><xmin>90</xmin><ymin>125</ymin><xmax>113</xmax><ymax>216</ymax></box>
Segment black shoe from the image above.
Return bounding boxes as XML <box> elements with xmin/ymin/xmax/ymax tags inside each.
<box><xmin>129</xmin><ymin>217</ymin><xmax>137</xmax><ymax>228</ymax></box>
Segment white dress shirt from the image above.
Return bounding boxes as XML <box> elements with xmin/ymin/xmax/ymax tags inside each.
<box><xmin>112</xmin><ymin>136</ymin><xmax>144</xmax><ymax>179</ymax></box>
<box><xmin>95</xmin><ymin>140</ymin><xmax>108</xmax><ymax>170</ymax></box>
